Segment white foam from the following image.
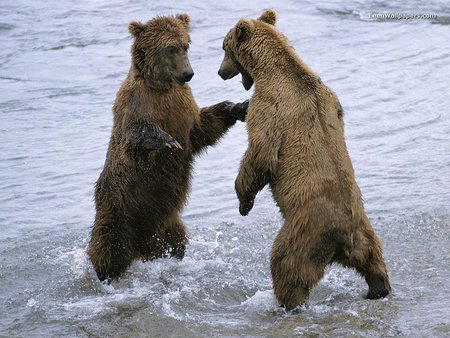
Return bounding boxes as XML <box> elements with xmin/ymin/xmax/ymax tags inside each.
<box><xmin>241</xmin><ymin>289</ymin><xmax>276</xmax><ymax>312</ymax></box>
<box><xmin>161</xmin><ymin>289</ymin><xmax>182</xmax><ymax>320</ymax></box>
<box><xmin>26</xmin><ymin>298</ymin><xmax>38</xmax><ymax>308</ymax></box>
<box><xmin>53</xmin><ymin>245</ymin><xmax>93</xmax><ymax>279</ymax></box>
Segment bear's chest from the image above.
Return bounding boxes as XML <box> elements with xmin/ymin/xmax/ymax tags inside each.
<box><xmin>149</xmin><ymin>86</ymin><xmax>199</xmax><ymax>148</ymax></box>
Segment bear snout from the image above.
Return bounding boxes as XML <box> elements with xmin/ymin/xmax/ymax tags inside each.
<box><xmin>182</xmin><ymin>69</ymin><xmax>194</xmax><ymax>82</ymax></box>
<box><xmin>218</xmin><ymin>68</ymin><xmax>233</xmax><ymax>80</ymax></box>
<box><xmin>218</xmin><ymin>54</ymin><xmax>240</xmax><ymax>80</ymax></box>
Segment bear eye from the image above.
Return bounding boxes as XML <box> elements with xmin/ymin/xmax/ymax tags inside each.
<box><xmin>166</xmin><ymin>46</ymin><xmax>179</xmax><ymax>55</ymax></box>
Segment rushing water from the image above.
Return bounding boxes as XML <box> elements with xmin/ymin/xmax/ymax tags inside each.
<box><xmin>1</xmin><ymin>0</ymin><xmax>449</xmax><ymax>337</ymax></box>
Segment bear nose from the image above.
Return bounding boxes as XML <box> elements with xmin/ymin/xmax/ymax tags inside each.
<box><xmin>183</xmin><ymin>70</ymin><xmax>194</xmax><ymax>82</ymax></box>
<box><xmin>218</xmin><ymin>68</ymin><xmax>232</xmax><ymax>80</ymax></box>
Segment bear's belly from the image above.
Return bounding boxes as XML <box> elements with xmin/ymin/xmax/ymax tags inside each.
<box><xmin>269</xmin><ymin>161</ymin><xmax>345</xmax><ymax>214</ymax></box>
<box><xmin>98</xmin><ymin>146</ymin><xmax>194</xmax><ymax>227</ymax></box>
<box><xmin>136</xmin><ymin>149</ymin><xmax>193</xmax><ymax>218</ymax></box>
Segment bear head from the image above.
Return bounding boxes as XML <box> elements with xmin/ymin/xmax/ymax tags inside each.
<box><xmin>128</xmin><ymin>14</ymin><xmax>194</xmax><ymax>90</ymax></box>
<box><xmin>218</xmin><ymin>9</ymin><xmax>277</xmax><ymax>90</ymax></box>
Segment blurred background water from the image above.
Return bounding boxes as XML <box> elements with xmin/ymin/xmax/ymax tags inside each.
<box><xmin>0</xmin><ymin>0</ymin><xmax>449</xmax><ymax>337</ymax></box>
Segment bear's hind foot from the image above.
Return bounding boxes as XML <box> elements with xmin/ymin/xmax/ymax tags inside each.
<box><xmin>365</xmin><ymin>274</ymin><xmax>391</xmax><ymax>299</ymax></box>
<box><xmin>100</xmin><ymin>277</ymin><xmax>112</xmax><ymax>285</ymax></box>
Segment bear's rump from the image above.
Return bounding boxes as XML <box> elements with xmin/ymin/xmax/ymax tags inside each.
<box><xmin>277</xmin><ymin>196</ymin><xmax>356</xmax><ymax>259</ymax></box>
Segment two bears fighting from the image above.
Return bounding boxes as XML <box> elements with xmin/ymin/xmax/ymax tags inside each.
<box><xmin>87</xmin><ymin>10</ymin><xmax>391</xmax><ymax>310</ymax></box>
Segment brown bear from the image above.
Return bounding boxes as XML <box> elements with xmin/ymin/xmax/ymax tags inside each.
<box><xmin>87</xmin><ymin>14</ymin><xmax>248</xmax><ymax>282</ymax></box>
<box><xmin>218</xmin><ymin>10</ymin><xmax>391</xmax><ymax>310</ymax></box>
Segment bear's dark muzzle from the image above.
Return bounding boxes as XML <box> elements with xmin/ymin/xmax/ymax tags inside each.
<box><xmin>218</xmin><ymin>68</ymin><xmax>233</xmax><ymax>80</ymax></box>
<box><xmin>182</xmin><ymin>69</ymin><xmax>194</xmax><ymax>82</ymax></box>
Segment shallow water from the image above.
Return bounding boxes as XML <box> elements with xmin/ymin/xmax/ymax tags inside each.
<box><xmin>1</xmin><ymin>0</ymin><xmax>449</xmax><ymax>337</ymax></box>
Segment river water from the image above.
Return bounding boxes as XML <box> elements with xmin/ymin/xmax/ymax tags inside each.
<box><xmin>1</xmin><ymin>0</ymin><xmax>449</xmax><ymax>337</ymax></box>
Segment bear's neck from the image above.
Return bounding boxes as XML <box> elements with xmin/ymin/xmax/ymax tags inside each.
<box><xmin>145</xmin><ymin>78</ymin><xmax>173</xmax><ymax>92</ymax></box>
<box><xmin>245</xmin><ymin>41</ymin><xmax>319</xmax><ymax>88</ymax></box>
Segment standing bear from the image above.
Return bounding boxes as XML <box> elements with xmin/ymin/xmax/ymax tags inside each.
<box><xmin>87</xmin><ymin>14</ymin><xmax>247</xmax><ymax>282</ymax></box>
<box><xmin>219</xmin><ymin>10</ymin><xmax>391</xmax><ymax>310</ymax></box>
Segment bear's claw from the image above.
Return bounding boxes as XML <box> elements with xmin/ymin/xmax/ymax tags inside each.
<box><xmin>165</xmin><ymin>140</ymin><xmax>183</xmax><ymax>150</ymax></box>
<box><xmin>231</xmin><ymin>99</ymin><xmax>250</xmax><ymax>122</ymax></box>
<box><xmin>141</xmin><ymin>123</ymin><xmax>182</xmax><ymax>151</ymax></box>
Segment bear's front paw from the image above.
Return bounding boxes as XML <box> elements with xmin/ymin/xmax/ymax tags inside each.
<box><xmin>239</xmin><ymin>197</ymin><xmax>254</xmax><ymax>216</ymax></box>
<box><xmin>161</xmin><ymin>138</ymin><xmax>183</xmax><ymax>150</ymax></box>
<box><xmin>231</xmin><ymin>99</ymin><xmax>249</xmax><ymax>122</ymax></box>
<box><xmin>141</xmin><ymin>124</ymin><xmax>182</xmax><ymax>150</ymax></box>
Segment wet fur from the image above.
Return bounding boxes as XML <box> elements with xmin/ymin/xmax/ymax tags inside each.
<box><xmin>223</xmin><ymin>10</ymin><xmax>391</xmax><ymax>309</ymax></box>
<box><xmin>87</xmin><ymin>15</ymin><xmax>239</xmax><ymax>281</ymax></box>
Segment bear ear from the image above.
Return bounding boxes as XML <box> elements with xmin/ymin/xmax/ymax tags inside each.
<box><xmin>176</xmin><ymin>13</ymin><xmax>190</xmax><ymax>30</ymax></box>
<box><xmin>128</xmin><ymin>21</ymin><xmax>145</xmax><ymax>37</ymax></box>
<box><xmin>235</xmin><ymin>19</ymin><xmax>253</xmax><ymax>42</ymax></box>
<box><xmin>258</xmin><ymin>9</ymin><xmax>277</xmax><ymax>25</ymax></box>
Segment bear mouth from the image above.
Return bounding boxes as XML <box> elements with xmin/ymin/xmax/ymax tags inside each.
<box><xmin>242</xmin><ymin>71</ymin><xmax>254</xmax><ymax>91</ymax></box>
<box><xmin>235</xmin><ymin>62</ymin><xmax>253</xmax><ymax>91</ymax></box>
<box><xmin>173</xmin><ymin>77</ymin><xmax>186</xmax><ymax>86</ymax></box>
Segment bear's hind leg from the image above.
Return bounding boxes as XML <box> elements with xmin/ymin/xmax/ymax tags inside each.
<box><xmin>337</xmin><ymin>224</ymin><xmax>391</xmax><ymax>299</ymax></box>
<box><xmin>141</xmin><ymin>214</ymin><xmax>187</xmax><ymax>261</ymax></box>
<box><xmin>164</xmin><ymin>215</ymin><xmax>188</xmax><ymax>259</ymax></box>
<box><xmin>270</xmin><ymin>222</ymin><xmax>335</xmax><ymax>310</ymax></box>
<box><xmin>87</xmin><ymin>217</ymin><xmax>136</xmax><ymax>282</ymax></box>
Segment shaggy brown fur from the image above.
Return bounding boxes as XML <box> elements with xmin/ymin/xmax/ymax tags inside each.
<box><xmin>87</xmin><ymin>14</ymin><xmax>247</xmax><ymax>282</ymax></box>
<box><xmin>219</xmin><ymin>10</ymin><xmax>391</xmax><ymax>310</ymax></box>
